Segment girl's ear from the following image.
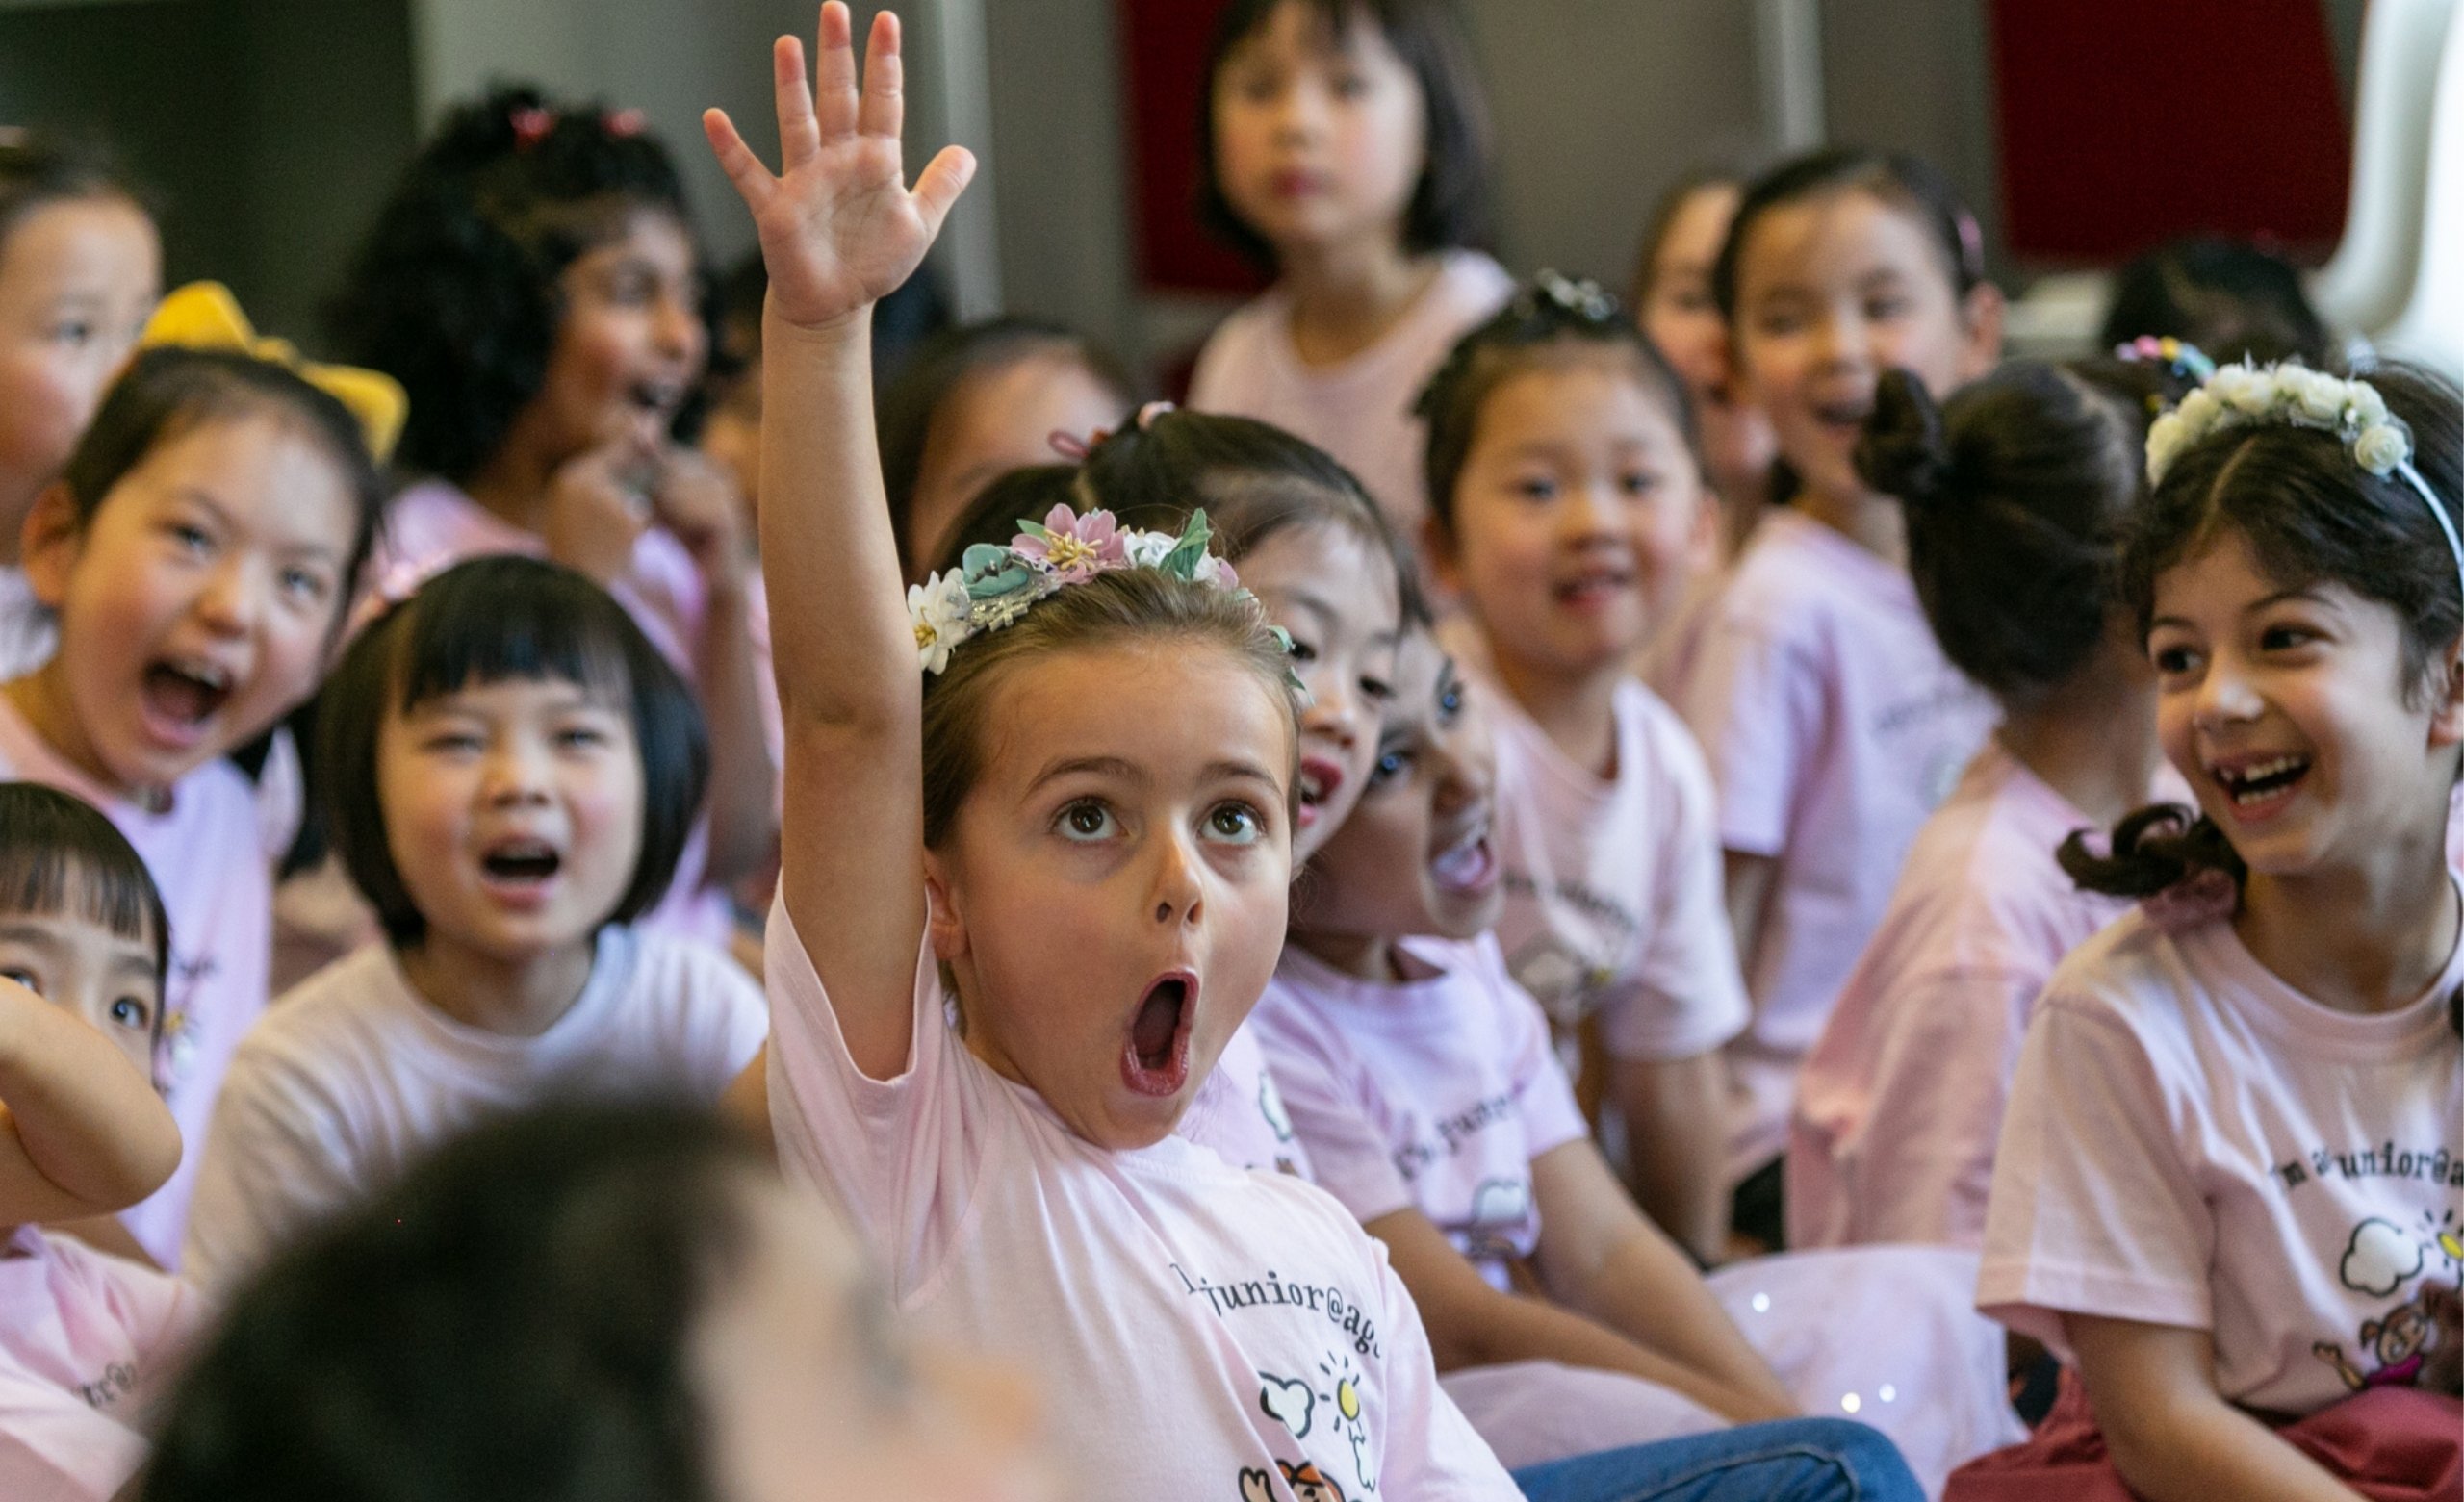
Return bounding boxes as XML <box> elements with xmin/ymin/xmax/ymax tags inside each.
<box><xmin>922</xmin><ymin>847</ymin><xmax>969</xmax><ymax>965</ymax></box>
<box><xmin>1956</xmin><ymin>281</ymin><xmax>2007</xmax><ymax>381</ymax></box>
<box><xmin>2430</xmin><ymin>637</ymin><xmax>2464</xmax><ymax>751</ymax></box>
<box><xmin>18</xmin><ymin>484</ymin><xmax>88</xmax><ymax>609</ymax></box>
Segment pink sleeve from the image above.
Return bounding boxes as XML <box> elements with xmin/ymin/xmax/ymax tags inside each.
<box><xmin>1977</xmin><ymin>997</ymin><xmax>2213</xmax><ymax>1352</ymax></box>
<box><xmin>1602</xmin><ymin>712</ymin><xmax>1752</xmax><ymax>1060</ymax></box>
<box><xmin>1248</xmin><ymin>1003</ymin><xmax>1418</xmax><ymax>1226</ymax></box>
<box><xmin>761</xmin><ymin>894</ymin><xmax>987</xmax><ymax>1297</ymax></box>
<box><xmin>1833</xmin><ymin>963</ymin><xmax>2040</xmax><ymax>1250</ymax></box>
<box><xmin>0</xmin><ymin>1410</ymin><xmax>147</xmax><ymax>1502</ymax></box>
<box><xmin>1681</xmin><ymin>609</ymin><xmax>1825</xmax><ymax>858</ymax></box>
<box><xmin>1487</xmin><ymin>941</ymin><xmax>1590</xmax><ymax>1161</ymax></box>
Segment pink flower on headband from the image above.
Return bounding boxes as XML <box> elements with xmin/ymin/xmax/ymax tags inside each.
<box><xmin>509</xmin><ymin>106</ymin><xmax>555</xmax><ymax>150</ymax></box>
<box><xmin>603</xmin><ymin>108</ymin><xmax>647</xmax><ymax>139</ymax></box>
<box><xmin>1013</xmin><ymin>504</ymin><xmax>1124</xmax><ymax>582</ymax></box>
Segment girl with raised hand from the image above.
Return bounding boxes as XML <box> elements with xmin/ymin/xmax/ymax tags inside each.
<box><xmin>0</xmin><ymin>136</ymin><xmax>160</xmax><ymax>678</ymax></box>
<box><xmin>329</xmin><ymin>87</ymin><xmax>777</xmax><ymax>951</ymax></box>
<box><xmin>180</xmin><ymin>557</ymin><xmax>767</xmax><ymax>1290</ymax></box>
<box><xmin>706</xmin><ymin>13</ymin><xmax>1885</xmax><ymax>1498</ymax></box>
<box><xmin>1785</xmin><ymin>352</ymin><xmax>2195</xmax><ymax>1254</ymax></box>
<box><xmin>1188</xmin><ymin>0</ymin><xmax>1512</xmax><ymax>537</ymax></box>
<box><xmin>0</xmin><ymin>783</ymin><xmax>196</xmax><ymax>1501</ymax></box>
<box><xmin>1418</xmin><ymin>274</ymin><xmax>1747</xmax><ymax>1266</ymax></box>
<box><xmin>1954</xmin><ymin>363</ymin><xmax>2464</xmax><ymax>1500</ymax></box>
<box><xmin>1680</xmin><ymin>148</ymin><xmax>2005</xmax><ymax>1249</ymax></box>
<box><xmin>1</xmin><ymin>341</ymin><xmax>385</xmax><ymax>1267</ymax></box>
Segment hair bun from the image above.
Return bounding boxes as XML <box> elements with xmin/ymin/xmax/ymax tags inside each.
<box><xmin>1857</xmin><ymin>369</ymin><xmax>1952</xmax><ymax>508</ymax></box>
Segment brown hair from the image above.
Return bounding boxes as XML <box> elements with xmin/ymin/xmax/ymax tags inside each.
<box><xmin>918</xmin><ymin>568</ymin><xmax>1301</xmax><ymax>850</ymax></box>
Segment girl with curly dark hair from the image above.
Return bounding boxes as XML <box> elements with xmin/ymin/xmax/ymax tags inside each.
<box><xmin>327</xmin><ymin>88</ymin><xmax>777</xmax><ymax>950</ymax></box>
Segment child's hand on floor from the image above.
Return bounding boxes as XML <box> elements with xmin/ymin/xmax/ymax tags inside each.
<box><xmin>701</xmin><ymin>2</ymin><xmax>972</xmax><ymax>334</ymax></box>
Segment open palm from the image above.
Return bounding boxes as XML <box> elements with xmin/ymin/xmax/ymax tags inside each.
<box><xmin>703</xmin><ymin>3</ymin><xmax>973</xmax><ymax>331</ymax></box>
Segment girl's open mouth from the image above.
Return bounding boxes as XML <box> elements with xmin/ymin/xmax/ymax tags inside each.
<box><xmin>1296</xmin><ymin>756</ymin><xmax>1345</xmax><ymax>830</ymax></box>
<box><xmin>2211</xmin><ymin>753</ymin><xmax>2313</xmax><ymax>823</ymax></box>
<box><xmin>1430</xmin><ymin>820</ymin><xmax>1498</xmax><ymax>896</ymax></box>
<box><xmin>139</xmin><ymin>659</ymin><xmax>232</xmax><ymax>746</ymax></box>
<box><xmin>477</xmin><ymin>838</ymin><xmax>564</xmax><ymax>902</ymax></box>
<box><xmin>1120</xmin><ymin>974</ymin><xmax>1195</xmax><ymax>1097</ymax></box>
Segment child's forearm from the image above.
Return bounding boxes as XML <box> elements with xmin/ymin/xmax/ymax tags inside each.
<box><xmin>693</xmin><ymin>573</ymin><xmax>781</xmax><ymax>884</ymax></box>
<box><xmin>0</xmin><ymin>980</ymin><xmax>182</xmax><ymax>1221</ymax></box>
<box><xmin>1610</xmin><ymin>1052</ymin><xmax>1731</xmax><ymax>1265</ymax></box>
<box><xmin>2071</xmin><ymin>1315</ymin><xmax>2370</xmax><ymax>1502</ymax></box>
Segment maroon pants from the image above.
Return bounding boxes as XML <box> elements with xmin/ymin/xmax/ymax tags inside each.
<box><xmin>1945</xmin><ymin>1373</ymin><xmax>2462</xmax><ymax>1502</ymax></box>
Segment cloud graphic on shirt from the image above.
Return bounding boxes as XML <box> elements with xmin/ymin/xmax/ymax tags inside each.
<box><xmin>1470</xmin><ymin>1177</ymin><xmax>1530</xmax><ymax>1227</ymax></box>
<box><xmin>2339</xmin><ymin>1218</ymin><xmax>2425</xmax><ymax>1298</ymax></box>
<box><xmin>1259</xmin><ymin>1372</ymin><xmax>1315</xmax><ymax>1439</ymax></box>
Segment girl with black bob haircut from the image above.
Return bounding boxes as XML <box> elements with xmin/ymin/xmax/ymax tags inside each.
<box><xmin>178</xmin><ymin>555</ymin><xmax>771</xmax><ymax>1289</ymax></box>
<box><xmin>146</xmin><ymin>1102</ymin><xmax>1059</xmax><ymax>1502</ymax></box>
<box><xmin>315</xmin><ymin>555</ymin><xmax>708</xmax><ymax>945</ymax></box>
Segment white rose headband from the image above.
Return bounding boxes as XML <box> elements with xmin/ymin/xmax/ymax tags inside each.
<box><xmin>2145</xmin><ymin>361</ymin><xmax>2464</xmax><ymax>606</ymax></box>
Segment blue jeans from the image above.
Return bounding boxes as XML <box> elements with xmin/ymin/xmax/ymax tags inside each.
<box><xmin>1510</xmin><ymin>1418</ymin><xmax>1923</xmax><ymax>1502</ymax></box>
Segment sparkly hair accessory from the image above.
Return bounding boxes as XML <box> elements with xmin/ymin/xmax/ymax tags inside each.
<box><xmin>1527</xmin><ymin>269</ymin><xmax>1618</xmax><ymax>324</ymax></box>
<box><xmin>2146</xmin><ymin>360</ymin><xmax>2462</xmax><ymax>604</ymax></box>
<box><xmin>906</xmin><ymin>503</ymin><xmax>1299</xmax><ymax>687</ymax></box>
<box><xmin>2115</xmin><ymin>335</ymin><xmax>2217</xmax><ymax>386</ymax></box>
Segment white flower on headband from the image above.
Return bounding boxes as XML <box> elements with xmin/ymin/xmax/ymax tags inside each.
<box><xmin>908</xmin><ymin>573</ymin><xmax>970</xmax><ymax>675</ymax></box>
<box><xmin>2146</xmin><ymin>360</ymin><xmax>2414</xmax><ymax>485</ymax></box>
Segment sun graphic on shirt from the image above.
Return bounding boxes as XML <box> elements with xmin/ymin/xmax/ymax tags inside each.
<box><xmin>1318</xmin><ymin>1351</ymin><xmax>1363</xmax><ymax>1424</ymax></box>
<box><xmin>2424</xmin><ymin>1208</ymin><xmax>2463</xmax><ymax>1273</ymax></box>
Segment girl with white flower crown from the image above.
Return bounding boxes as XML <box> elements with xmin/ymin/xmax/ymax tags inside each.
<box><xmin>1955</xmin><ymin>360</ymin><xmax>2464</xmax><ymax>1501</ymax></box>
<box><xmin>704</xmin><ymin>11</ymin><xmax>1934</xmax><ymax>1500</ymax></box>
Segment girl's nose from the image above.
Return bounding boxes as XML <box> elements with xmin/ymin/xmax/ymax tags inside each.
<box><xmin>2193</xmin><ymin>656</ymin><xmax>2265</xmax><ymax>727</ymax></box>
<box><xmin>1302</xmin><ymin>678</ymin><xmax>1363</xmax><ymax>751</ymax></box>
<box><xmin>1149</xmin><ymin>827</ymin><xmax>1206</xmax><ymax>926</ymax></box>
<box><xmin>191</xmin><ymin>561</ymin><xmax>258</xmax><ymax>637</ymax></box>
<box><xmin>482</xmin><ymin>743</ymin><xmax>554</xmax><ymax>804</ymax></box>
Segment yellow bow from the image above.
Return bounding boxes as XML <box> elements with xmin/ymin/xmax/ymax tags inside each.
<box><xmin>141</xmin><ymin>282</ymin><xmax>407</xmax><ymax>463</ymax></box>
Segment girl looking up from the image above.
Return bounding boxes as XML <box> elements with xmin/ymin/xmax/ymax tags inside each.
<box><xmin>330</xmin><ymin>88</ymin><xmax>777</xmax><ymax>949</ymax></box>
<box><xmin>1418</xmin><ymin>274</ymin><xmax>1746</xmax><ymax>1265</ymax></box>
<box><xmin>1189</xmin><ymin>0</ymin><xmax>1511</xmax><ymax>537</ymax></box>
<box><xmin>705</xmin><ymin>14</ymin><xmax>1904</xmax><ymax>1498</ymax></box>
<box><xmin>1961</xmin><ymin>362</ymin><xmax>2463</xmax><ymax>1501</ymax></box>
<box><xmin>1787</xmin><ymin>352</ymin><xmax>2195</xmax><ymax>1253</ymax></box>
<box><xmin>0</xmin><ymin>136</ymin><xmax>159</xmax><ymax>678</ymax></box>
<box><xmin>0</xmin><ymin>783</ymin><xmax>196</xmax><ymax>1501</ymax></box>
<box><xmin>1</xmin><ymin>343</ymin><xmax>384</xmax><ymax>1266</ymax></box>
<box><xmin>182</xmin><ymin>558</ymin><xmax>767</xmax><ymax>1289</ymax></box>
<box><xmin>879</xmin><ymin>317</ymin><xmax>1139</xmax><ymax>581</ymax></box>
<box><xmin>1681</xmin><ymin>147</ymin><xmax>2004</xmax><ymax>1248</ymax></box>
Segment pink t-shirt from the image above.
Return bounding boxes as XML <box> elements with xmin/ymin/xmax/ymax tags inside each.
<box><xmin>1177</xmin><ymin>1023</ymin><xmax>1315</xmax><ymax>1181</ymax></box>
<box><xmin>1188</xmin><ymin>251</ymin><xmax>1515</xmax><ymax>536</ymax></box>
<box><xmin>1678</xmin><ymin>509</ymin><xmax>1998</xmax><ymax>1181</ymax></box>
<box><xmin>0</xmin><ymin>696</ymin><xmax>276</xmax><ymax>1269</ymax></box>
<box><xmin>0</xmin><ymin>1226</ymin><xmax>200</xmax><ymax>1501</ymax></box>
<box><xmin>182</xmin><ymin>925</ymin><xmax>767</xmax><ymax>1290</ymax></box>
<box><xmin>1978</xmin><ymin>900</ymin><xmax>2464</xmax><ymax>1416</ymax></box>
<box><xmin>764</xmin><ymin>899</ymin><xmax>1517</xmax><ymax>1501</ymax></box>
<box><xmin>368</xmin><ymin>479</ymin><xmax>780</xmax><ymax>949</ymax></box>
<box><xmin>1786</xmin><ymin>742</ymin><xmax>2133</xmax><ymax>1252</ymax></box>
<box><xmin>1250</xmin><ymin>935</ymin><xmax>1593</xmax><ymax>1291</ymax></box>
<box><xmin>1480</xmin><ymin>674</ymin><xmax>1751</xmax><ymax>1067</ymax></box>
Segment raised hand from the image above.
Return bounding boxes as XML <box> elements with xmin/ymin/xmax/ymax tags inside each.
<box><xmin>703</xmin><ymin>4</ymin><xmax>974</xmax><ymax>333</ymax></box>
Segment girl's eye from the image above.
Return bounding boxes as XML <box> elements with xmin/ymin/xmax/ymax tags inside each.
<box><xmin>1620</xmin><ymin>470</ymin><xmax>1659</xmax><ymax>497</ymax></box>
<box><xmin>555</xmin><ymin>724</ymin><xmax>612</xmax><ymax>751</ymax></box>
<box><xmin>2149</xmin><ymin>644</ymin><xmax>2199</xmax><ymax>676</ymax></box>
<box><xmin>1057</xmin><ymin>800</ymin><xmax>1118</xmax><ymax>842</ymax></box>
<box><xmin>1371</xmin><ymin>743</ymin><xmax>1415</xmax><ymax>784</ymax></box>
<box><xmin>1865</xmin><ymin>295</ymin><xmax>1911</xmax><ymax>321</ymax></box>
<box><xmin>52</xmin><ymin>319</ymin><xmax>96</xmax><ymax>345</ymax></box>
<box><xmin>1285</xmin><ymin>637</ymin><xmax>1320</xmax><ymax>666</ymax></box>
<box><xmin>424</xmin><ymin>730</ymin><xmax>484</xmax><ymax>755</ymax></box>
<box><xmin>1511</xmin><ymin>476</ymin><xmax>1559</xmax><ymax>502</ymax></box>
<box><xmin>280</xmin><ymin>566</ymin><xmax>329</xmax><ymax>603</ymax></box>
<box><xmin>1329</xmin><ymin>69</ymin><xmax>1371</xmax><ymax>100</ymax></box>
<box><xmin>166</xmin><ymin>522</ymin><xmax>211</xmax><ymax>554</ymax></box>
<box><xmin>2260</xmin><ymin>624</ymin><xmax>2318</xmax><ymax>652</ymax></box>
<box><xmin>110</xmin><ymin>997</ymin><xmax>151</xmax><ymax>1031</ymax></box>
<box><xmin>1436</xmin><ymin>682</ymin><xmax>1465</xmax><ymax>721</ymax></box>
<box><xmin>1359</xmin><ymin>671</ymin><xmax>1394</xmax><ymax>702</ymax></box>
<box><xmin>0</xmin><ymin>967</ymin><xmax>38</xmax><ymax>994</ymax></box>
<box><xmin>1205</xmin><ymin>802</ymin><xmax>1265</xmax><ymax>845</ymax></box>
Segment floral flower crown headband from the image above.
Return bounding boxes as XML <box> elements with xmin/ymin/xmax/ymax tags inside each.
<box><xmin>907</xmin><ymin>503</ymin><xmax>1300</xmax><ymax>691</ymax></box>
<box><xmin>2146</xmin><ymin>360</ymin><xmax>2463</xmax><ymax>607</ymax></box>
